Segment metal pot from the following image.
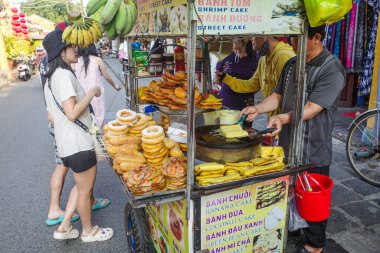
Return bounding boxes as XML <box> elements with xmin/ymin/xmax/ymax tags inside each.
<box><xmin>195</xmin><ymin>110</ymin><xmax>262</xmax><ymax>163</ymax></box>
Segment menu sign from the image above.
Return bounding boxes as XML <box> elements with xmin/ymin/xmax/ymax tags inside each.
<box><xmin>146</xmin><ymin>200</ymin><xmax>189</xmax><ymax>253</ymax></box>
<box><xmin>131</xmin><ymin>0</ymin><xmax>188</xmax><ymax>35</ymax></box>
<box><xmin>201</xmin><ymin>176</ymin><xmax>290</xmax><ymax>253</ymax></box>
<box><xmin>195</xmin><ymin>0</ymin><xmax>305</xmax><ymax>35</ymax></box>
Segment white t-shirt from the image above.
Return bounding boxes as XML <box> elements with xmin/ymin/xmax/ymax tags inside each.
<box><xmin>44</xmin><ymin>68</ymin><xmax>94</xmax><ymax>157</ymax></box>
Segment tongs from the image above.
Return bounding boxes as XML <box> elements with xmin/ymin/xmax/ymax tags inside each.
<box><xmin>236</xmin><ymin>114</ymin><xmax>277</xmax><ymax>137</ymax></box>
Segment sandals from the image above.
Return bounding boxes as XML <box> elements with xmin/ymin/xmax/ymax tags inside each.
<box><xmin>53</xmin><ymin>225</ymin><xmax>79</xmax><ymax>240</ymax></box>
<box><xmin>46</xmin><ymin>213</ymin><xmax>80</xmax><ymax>226</ymax></box>
<box><xmin>81</xmin><ymin>225</ymin><xmax>114</xmax><ymax>242</ymax></box>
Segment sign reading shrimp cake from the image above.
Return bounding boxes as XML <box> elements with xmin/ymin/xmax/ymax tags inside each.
<box><xmin>129</xmin><ymin>0</ymin><xmax>304</xmax><ymax>36</ymax></box>
<box><xmin>201</xmin><ymin>176</ymin><xmax>290</xmax><ymax>253</ymax></box>
<box><xmin>195</xmin><ymin>0</ymin><xmax>305</xmax><ymax>35</ymax></box>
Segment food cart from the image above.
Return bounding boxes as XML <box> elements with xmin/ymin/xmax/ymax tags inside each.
<box><xmin>105</xmin><ymin>0</ymin><xmax>310</xmax><ymax>252</ymax></box>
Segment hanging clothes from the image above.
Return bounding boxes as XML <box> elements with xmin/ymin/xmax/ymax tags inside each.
<box><xmin>359</xmin><ymin>0</ymin><xmax>380</xmax><ymax>96</ymax></box>
<box><xmin>354</xmin><ymin>1</ymin><xmax>366</xmax><ymax>71</ymax></box>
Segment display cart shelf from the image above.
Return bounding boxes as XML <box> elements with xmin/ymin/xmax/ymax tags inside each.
<box><xmin>192</xmin><ymin>165</ymin><xmax>313</xmax><ymax>197</ymax></box>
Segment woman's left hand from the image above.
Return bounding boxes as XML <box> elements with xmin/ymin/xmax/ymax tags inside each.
<box><xmin>115</xmin><ymin>84</ymin><xmax>122</xmax><ymax>90</ymax></box>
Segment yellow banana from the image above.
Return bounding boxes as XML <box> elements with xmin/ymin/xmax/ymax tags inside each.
<box><xmin>77</xmin><ymin>29</ymin><xmax>84</xmax><ymax>48</ymax></box>
<box><xmin>83</xmin><ymin>30</ymin><xmax>91</xmax><ymax>48</ymax></box>
<box><xmin>62</xmin><ymin>25</ymin><xmax>73</xmax><ymax>42</ymax></box>
<box><xmin>89</xmin><ymin>26</ymin><xmax>98</xmax><ymax>42</ymax></box>
<box><xmin>70</xmin><ymin>28</ymin><xmax>78</xmax><ymax>46</ymax></box>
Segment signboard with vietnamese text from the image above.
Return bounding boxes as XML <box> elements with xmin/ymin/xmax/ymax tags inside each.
<box><xmin>146</xmin><ymin>200</ymin><xmax>189</xmax><ymax>253</ymax></box>
<box><xmin>195</xmin><ymin>0</ymin><xmax>305</xmax><ymax>35</ymax></box>
<box><xmin>128</xmin><ymin>0</ymin><xmax>305</xmax><ymax>36</ymax></box>
<box><xmin>201</xmin><ymin>176</ymin><xmax>290</xmax><ymax>253</ymax></box>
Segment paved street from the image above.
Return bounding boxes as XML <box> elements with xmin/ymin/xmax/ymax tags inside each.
<box><xmin>0</xmin><ymin>58</ymin><xmax>379</xmax><ymax>252</ymax></box>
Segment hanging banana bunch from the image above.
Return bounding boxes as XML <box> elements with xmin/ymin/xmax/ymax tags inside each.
<box><xmin>86</xmin><ymin>0</ymin><xmax>138</xmax><ymax>39</ymax></box>
<box><xmin>62</xmin><ymin>17</ymin><xmax>103</xmax><ymax>48</ymax></box>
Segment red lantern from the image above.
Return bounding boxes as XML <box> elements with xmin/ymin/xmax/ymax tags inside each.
<box><xmin>12</xmin><ymin>14</ymin><xmax>19</xmax><ymax>20</ymax></box>
<box><xmin>20</xmin><ymin>19</ymin><xmax>26</xmax><ymax>23</ymax></box>
<box><xmin>19</xmin><ymin>13</ymin><xmax>25</xmax><ymax>18</ymax></box>
<box><xmin>21</xmin><ymin>24</ymin><xmax>27</xmax><ymax>29</ymax></box>
<box><xmin>11</xmin><ymin>7</ymin><xmax>18</xmax><ymax>13</ymax></box>
<box><xmin>14</xmin><ymin>21</ymin><xmax>21</xmax><ymax>26</ymax></box>
<box><xmin>22</xmin><ymin>30</ymin><xmax>28</xmax><ymax>34</ymax></box>
<box><xmin>15</xmin><ymin>28</ymin><xmax>22</xmax><ymax>33</ymax></box>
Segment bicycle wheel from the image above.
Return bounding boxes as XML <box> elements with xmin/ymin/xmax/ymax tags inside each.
<box><xmin>346</xmin><ymin>109</ymin><xmax>380</xmax><ymax>187</ymax></box>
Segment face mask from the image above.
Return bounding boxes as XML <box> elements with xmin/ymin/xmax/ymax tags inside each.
<box><xmin>258</xmin><ymin>41</ymin><xmax>269</xmax><ymax>56</ymax></box>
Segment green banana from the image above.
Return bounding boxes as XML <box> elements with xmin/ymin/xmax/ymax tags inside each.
<box><xmin>121</xmin><ymin>1</ymin><xmax>137</xmax><ymax>36</ymax></box>
<box><xmin>105</xmin><ymin>19</ymin><xmax>117</xmax><ymax>39</ymax></box>
<box><xmin>115</xmin><ymin>1</ymin><xmax>127</xmax><ymax>34</ymax></box>
<box><xmin>86</xmin><ymin>0</ymin><xmax>107</xmax><ymax>16</ymax></box>
<box><xmin>99</xmin><ymin>0</ymin><xmax>122</xmax><ymax>25</ymax></box>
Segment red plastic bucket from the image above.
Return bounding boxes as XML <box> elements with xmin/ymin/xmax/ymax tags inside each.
<box><xmin>295</xmin><ymin>173</ymin><xmax>334</xmax><ymax>222</ymax></box>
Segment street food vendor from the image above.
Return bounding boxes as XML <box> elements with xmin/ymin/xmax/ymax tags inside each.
<box><xmin>216</xmin><ymin>36</ymin><xmax>295</xmax><ymax>117</ymax></box>
<box><xmin>214</xmin><ymin>37</ymin><xmax>260</xmax><ymax>111</ymax></box>
<box><xmin>240</xmin><ymin>25</ymin><xmax>346</xmax><ymax>253</ymax></box>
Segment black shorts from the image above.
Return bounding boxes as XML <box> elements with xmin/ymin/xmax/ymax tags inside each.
<box><xmin>61</xmin><ymin>150</ymin><xmax>97</xmax><ymax>173</ymax></box>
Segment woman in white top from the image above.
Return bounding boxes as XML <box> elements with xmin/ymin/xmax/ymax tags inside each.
<box><xmin>75</xmin><ymin>44</ymin><xmax>121</xmax><ymax>127</ymax></box>
<box><xmin>42</xmin><ymin>29</ymin><xmax>113</xmax><ymax>242</ymax></box>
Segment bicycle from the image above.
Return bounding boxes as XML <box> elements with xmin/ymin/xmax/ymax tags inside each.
<box><xmin>346</xmin><ymin>107</ymin><xmax>380</xmax><ymax>187</ymax></box>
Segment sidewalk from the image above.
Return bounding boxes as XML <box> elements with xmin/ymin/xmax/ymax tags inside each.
<box><xmin>104</xmin><ymin>57</ymin><xmax>380</xmax><ymax>253</ymax></box>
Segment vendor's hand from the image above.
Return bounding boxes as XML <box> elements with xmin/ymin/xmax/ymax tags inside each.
<box><xmin>265</xmin><ymin>116</ymin><xmax>282</xmax><ymax>137</ymax></box>
<box><xmin>240</xmin><ymin>106</ymin><xmax>258</xmax><ymax>122</ymax></box>
<box><xmin>90</xmin><ymin>86</ymin><xmax>101</xmax><ymax>97</ymax></box>
<box><xmin>215</xmin><ymin>71</ymin><xmax>226</xmax><ymax>83</ymax></box>
<box><xmin>214</xmin><ymin>72</ymin><xmax>221</xmax><ymax>85</ymax></box>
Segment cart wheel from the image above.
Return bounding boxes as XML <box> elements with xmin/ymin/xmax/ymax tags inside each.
<box><xmin>124</xmin><ymin>203</ymin><xmax>150</xmax><ymax>253</ymax></box>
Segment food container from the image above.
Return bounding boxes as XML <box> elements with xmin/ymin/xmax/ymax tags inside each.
<box><xmin>150</xmin><ymin>54</ymin><xmax>162</xmax><ymax>64</ymax></box>
<box><xmin>163</xmin><ymin>53</ymin><xmax>174</xmax><ymax>62</ymax></box>
<box><xmin>164</xmin><ymin>61</ymin><xmax>174</xmax><ymax>73</ymax></box>
<box><xmin>149</xmin><ymin>63</ymin><xmax>163</xmax><ymax>76</ymax></box>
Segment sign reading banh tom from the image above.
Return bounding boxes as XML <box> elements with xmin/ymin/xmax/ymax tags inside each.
<box><xmin>129</xmin><ymin>0</ymin><xmax>305</xmax><ymax>36</ymax></box>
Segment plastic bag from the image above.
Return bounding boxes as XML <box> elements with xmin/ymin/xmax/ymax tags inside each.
<box><xmin>288</xmin><ymin>193</ymin><xmax>309</xmax><ymax>232</ymax></box>
<box><xmin>304</xmin><ymin>0</ymin><xmax>352</xmax><ymax>27</ymax></box>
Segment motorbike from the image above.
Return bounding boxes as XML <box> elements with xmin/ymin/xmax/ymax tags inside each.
<box><xmin>16</xmin><ymin>62</ymin><xmax>31</xmax><ymax>81</ymax></box>
<box><xmin>28</xmin><ymin>56</ymin><xmax>37</xmax><ymax>75</ymax></box>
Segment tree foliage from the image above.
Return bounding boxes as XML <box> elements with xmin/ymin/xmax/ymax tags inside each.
<box><xmin>21</xmin><ymin>0</ymin><xmax>80</xmax><ymax>24</ymax></box>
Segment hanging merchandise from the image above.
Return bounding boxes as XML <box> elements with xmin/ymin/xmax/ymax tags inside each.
<box><xmin>359</xmin><ymin>0</ymin><xmax>380</xmax><ymax>96</ymax></box>
<box><xmin>61</xmin><ymin>17</ymin><xmax>102</xmax><ymax>48</ymax></box>
<box><xmin>19</xmin><ymin>13</ymin><xmax>25</xmax><ymax>18</ymax></box>
<box><xmin>20</xmin><ymin>18</ymin><xmax>26</xmax><ymax>23</ymax></box>
<box><xmin>11</xmin><ymin>7</ymin><xmax>18</xmax><ymax>13</ymax></box>
<box><xmin>174</xmin><ymin>40</ymin><xmax>185</xmax><ymax>72</ymax></box>
<box><xmin>21</xmin><ymin>24</ymin><xmax>27</xmax><ymax>29</ymax></box>
<box><xmin>86</xmin><ymin>0</ymin><xmax>138</xmax><ymax>38</ymax></box>
<box><xmin>12</xmin><ymin>14</ymin><xmax>19</xmax><ymax>21</ymax></box>
<box><xmin>304</xmin><ymin>0</ymin><xmax>352</xmax><ymax>27</ymax></box>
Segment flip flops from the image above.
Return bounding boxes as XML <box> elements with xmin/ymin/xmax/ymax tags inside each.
<box><xmin>81</xmin><ymin>225</ymin><xmax>114</xmax><ymax>242</ymax></box>
<box><xmin>46</xmin><ymin>213</ymin><xmax>80</xmax><ymax>226</ymax></box>
<box><xmin>53</xmin><ymin>225</ymin><xmax>79</xmax><ymax>240</ymax></box>
<box><xmin>92</xmin><ymin>198</ymin><xmax>110</xmax><ymax>211</ymax></box>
